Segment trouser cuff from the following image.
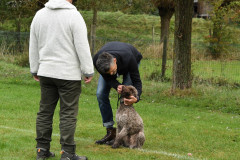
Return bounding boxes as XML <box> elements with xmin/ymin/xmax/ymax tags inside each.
<box><xmin>36</xmin><ymin>142</ymin><xmax>50</xmax><ymax>150</ymax></box>
<box><xmin>103</xmin><ymin>121</ymin><xmax>114</xmax><ymax>128</ymax></box>
<box><xmin>61</xmin><ymin>145</ymin><xmax>76</xmax><ymax>154</ymax></box>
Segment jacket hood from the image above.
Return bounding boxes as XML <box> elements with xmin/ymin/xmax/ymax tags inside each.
<box><xmin>45</xmin><ymin>0</ymin><xmax>76</xmax><ymax>10</ymax></box>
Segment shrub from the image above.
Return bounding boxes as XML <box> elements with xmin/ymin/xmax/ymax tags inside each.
<box><xmin>14</xmin><ymin>52</ymin><xmax>29</xmax><ymax>67</ymax></box>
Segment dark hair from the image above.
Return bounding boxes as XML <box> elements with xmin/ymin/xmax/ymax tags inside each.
<box><xmin>96</xmin><ymin>52</ymin><xmax>114</xmax><ymax>74</ymax></box>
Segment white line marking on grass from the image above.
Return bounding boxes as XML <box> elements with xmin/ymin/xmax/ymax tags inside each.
<box><xmin>138</xmin><ymin>149</ymin><xmax>203</xmax><ymax>160</ymax></box>
<box><xmin>0</xmin><ymin>125</ymin><xmax>92</xmax><ymax>142</ymax></box>
<box><xmin>0</xmin><ymin>125</ymin><xmax>203</xmax><ymax>160</ymax></box>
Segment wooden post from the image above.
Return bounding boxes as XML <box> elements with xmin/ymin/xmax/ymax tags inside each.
<box><xmin>91</xmin><ymin>7</ymin><xmax>97</xmax><ymax>55</ymax></box>
<box><xmin>152</xmin><ymin>25</ymin><xmax>155</xmax><ymax>54</ymax></box>
<box><xmin>152</xmin><ymin>25</ymin><xmax>155</xmax><ymax>44</ymax></box>
<box><xmin>91</xmin><ymin>26</ymin><xmax>95</xmax><ymax>55</ymax></box>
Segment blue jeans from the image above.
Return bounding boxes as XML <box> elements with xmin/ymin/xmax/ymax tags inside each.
<box><xmin>96</xmin><ymin>73</ymin><xmax>133</xmax><ymax>128</ymax></box>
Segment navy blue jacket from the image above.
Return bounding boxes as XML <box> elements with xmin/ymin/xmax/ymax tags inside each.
<box><xmin>93</xmin><ymin>42</ymin><xmax>142</xmax><ymax>99</ymax></box>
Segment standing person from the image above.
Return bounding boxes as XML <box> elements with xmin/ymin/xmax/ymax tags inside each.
<box><xmin>29</xmin><ymin>0</ymin><xmax>94</xmax><ymax>159</ymax></box>
<box><xmin>93</xmin><ymin>41</ymin><xmax>142</xmax><ymax>145</ymax></box>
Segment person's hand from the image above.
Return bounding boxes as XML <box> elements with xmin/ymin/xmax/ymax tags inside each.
<box><xmin>84</xmin><ymin>76</ymin><xmax>93</xmax><ymax>84</ymax></box>
<box><xmin>124</xmin><ymin>96</ymin><xmax>137</xmax><ymax>106</ymax></box>
<box><xmin>33</xmin><ymin>75</ymin><xmax>39</xmax><ymax>82</ymax></box>
<box><xmin>117</xmin><ymin>85</ymin><xmax>124</xmax><ymax>94</ymax></box>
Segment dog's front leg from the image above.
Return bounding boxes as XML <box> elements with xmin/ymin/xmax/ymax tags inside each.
<box><xmin>112</xmin><ymin>127</ymin><xmax>128</xmax><ymax>149</ymax></box>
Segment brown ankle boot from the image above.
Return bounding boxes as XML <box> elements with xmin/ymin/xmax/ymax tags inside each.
<box><xmin>95</xmin><ymin>128</ymin><xmax>116</xmax><ymax>145</ymax></box>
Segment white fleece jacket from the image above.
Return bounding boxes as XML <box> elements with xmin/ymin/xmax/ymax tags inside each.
<box><xmin>29</xmin><ymin>0</ymin><xmax>94</xmax><ymax>80</ymax></box>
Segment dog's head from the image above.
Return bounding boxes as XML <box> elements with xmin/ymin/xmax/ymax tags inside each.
<box><xmin>121</xmin><ymin>85</ymin><xmax>138</xmax><ymax>99</ymax></box>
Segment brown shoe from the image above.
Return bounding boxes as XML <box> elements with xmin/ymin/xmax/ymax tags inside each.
<box><xmin>95</xmin><ymin>128</ymin><xmax>116</xmax><ymax>145</ymax></box>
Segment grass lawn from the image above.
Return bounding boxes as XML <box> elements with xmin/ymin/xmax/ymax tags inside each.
<box><xmin>141</xmin><ymin>59</ymin><xmax>240</xmax><ymax>85</ymax></box>
<box><xmin>192</xmin><ymin>60</ymin><xmax>240</xmax><ymax>83</ymax></box>
<box><xmin>0</xmin><ymin>60</ymin><xmax>240</xmax><ymax>160</ymax></box>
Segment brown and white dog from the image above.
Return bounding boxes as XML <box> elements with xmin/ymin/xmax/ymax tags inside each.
<box><xmin>112</xmin><ymin>85</ymin><xmax>145</xmax><ymax>149</ymax></box>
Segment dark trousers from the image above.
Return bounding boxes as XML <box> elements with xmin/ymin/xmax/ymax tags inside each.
<box><xmin>36</xmin><ymin>76</ymin><xmax>81</xmax><ymax>154</ymax></box>
<box><xmin>96</xmin><ymin>74</ymin><xmax>133</xmax><ymax>128</ymax></box>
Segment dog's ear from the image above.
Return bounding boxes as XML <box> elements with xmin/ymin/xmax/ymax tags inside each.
<box><xmin>122</xmin><ymin>85</ymin><xmax>125</xmax><ymax>92</ymax></box>
<box><xmin>121</xmin><ymin>85</ymin><xmax>126</xmax><ymax>94</ymax></box>
<box><xmin>121</xmin><ymin>85</ymin><xmax>130</xmax><ymax>98</ymax></box>
<box><xmin>128</xmin><ymin>86</ymin><xmax>138</xmax><ymax>98</ymax></box>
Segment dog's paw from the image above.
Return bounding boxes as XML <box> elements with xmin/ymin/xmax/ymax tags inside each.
<box><xmin>129</xmin><ymin>145</ymin><xmax>138</xmax><ymax>149</ymax></box>
<box><xmin>106</xmin><ymin>139</ymin><xmax>114</xmax><ymax>146</ymax></box>
<box><xmin>112</xmin><ymin>144</ymin><xmax>119</xmax><ymax>149</ymax></box>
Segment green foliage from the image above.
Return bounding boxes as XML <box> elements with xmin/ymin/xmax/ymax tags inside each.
<box><xmin>1</xmin><ymin>10</ymin><xmax>240</xmax><ymax>59</ymax></box>
<box><xmin>204</xmin><ymin>28</ymin><xmax>233</xmax><ymax>58</ymax></box>
<box><xmin>77</xmin><ymin>0</ymin><xmax>155</xmax><ymax>15</ymax></box>
<box><xmin>0</xmin><ymin>53</ymin><xmax>29</xmax><ymax>67</ymax></box>
<box><xmin>0</xmin><ymin>0</ymin><xmax>11</xmax><ymax>26</ymax></box>
<box><xmin>205</xmin><ymin>0</ymin><xmax>240</xmax><ymax>59</ymax></box>
<box><xmin>14</xmin><ymin>52</ymin><xmax>29</xmax><ymax>67</ymax></box>
<box><xmin>121</xmin><ymin>0</ymin><xmax>156</xmax><ymax>15</ymax></box>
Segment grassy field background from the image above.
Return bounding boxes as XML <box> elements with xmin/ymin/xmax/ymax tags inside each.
<box><xmin>0</xmin><ymin>9</ymin><xmax>240</xmax><ymax>160</ymax></box>
<box><xmin>0</xmin><ymin>60</ymin><xmax>240</xmax><ymax>160</ymax></box>
<box><xmin>1</xmin><ymin>10</ymin><xmax>240</xmax><ymax>87</ymax></box>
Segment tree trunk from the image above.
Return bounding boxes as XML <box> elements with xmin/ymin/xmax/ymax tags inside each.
<box><xmin>211</xmin><ymin>10</ymin><xmax>222</xmax><ymax>59</ymax></box>
<box><xmin>172</xmin><ymin>0</ymin><xmax>193</xmax><ymax>90</ymax></box>
<box><xmin>158</xmin><ymin>7</ymin><xmax>174</xmax><ymax>42</ymax></box>
<box><xmin>158</xmin><ymin>7</ymin><xmax>174</xmax><ymax>78</ymax></box>
<box><xmin>91</xmin><ymin>6</ymin><xmax>97</xmax><ymax>55</ymax></box>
